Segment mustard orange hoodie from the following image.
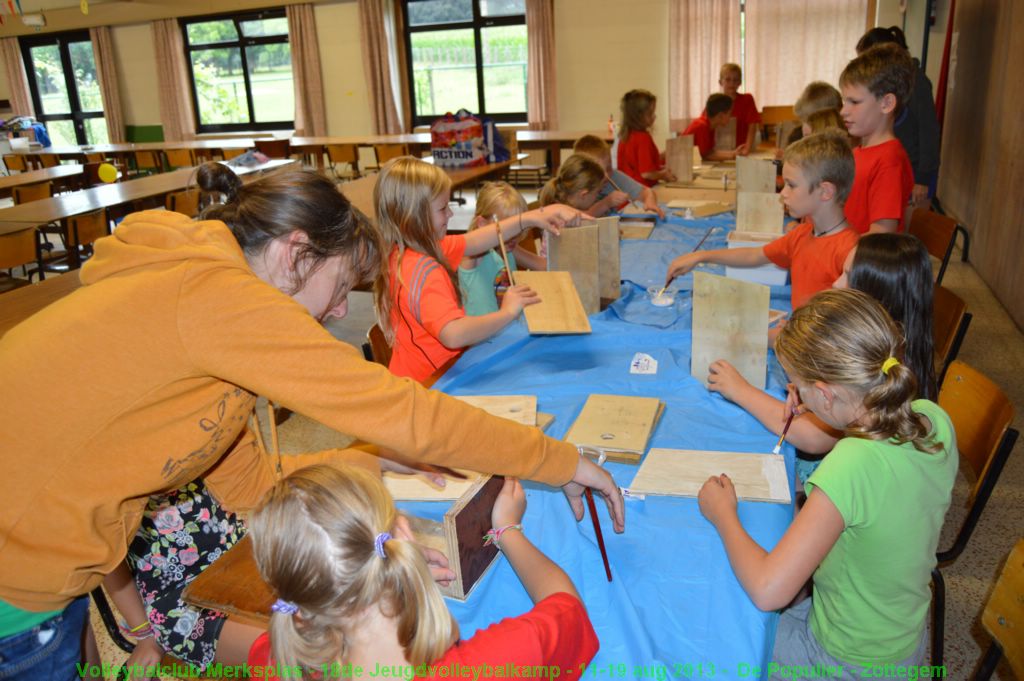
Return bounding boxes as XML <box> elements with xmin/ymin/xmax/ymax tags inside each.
<box><xmin>0</xmin><ymin>210</ymin><xmax>577</xmax><ymax>612</ymax></box>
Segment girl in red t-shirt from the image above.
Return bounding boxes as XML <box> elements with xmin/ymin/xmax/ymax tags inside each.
<box><xmin>616</xmin><ymin>89</ymin><xmax>676</xmax><ymax>187</ymax></box>
<box><xmin>247</xmin><ymin>464</ymin><xmax>598</xmax><ymax>679</ymax></box>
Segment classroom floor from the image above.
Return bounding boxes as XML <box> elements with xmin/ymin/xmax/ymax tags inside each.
<box><xmin>85</xmin><ymin>189</ymin><xmax>1022</xmax><ymax>679</ymax></box>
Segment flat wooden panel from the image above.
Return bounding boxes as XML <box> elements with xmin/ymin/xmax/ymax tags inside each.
<box><xmin>596</xmin><ymin>216</ymin><xmax>621</xmax><ymax>301</ymax></box>
<box><xmin>736</xmin><ymin>157</ymin><xmax>776</xmax><ymax>193</ymax></box>
<box><xmin>182</xmin><ymin>535</ymin><xmax>271</xmax><ymax>627</ymax></box>
<box><xmin>938</xmin><ymin>0</ymin><xmax>1024</xmax><ymax>328</ymax></box>
<box><xmin>736</xmin><ymin>191</ymin><xmax>784</xmax><ymax>233</ymax></box>
<box><xmin>452</xmin><ymin>394</ymin><xmax>537</xmax><ymax>426</ymax></box>
<box><xmin>629</xmin><ymin>449</ymin><xmax>790</xmax><ymax>504</ymax></box>
<box><xmin>383</xmin><ymin>468</ymin><xmax>484</xmax><ymax>502</ymax></box>
<box><xmin>667</xmin><ymin>199</ymin><xmax>734</xmax><ymax>218</ymax></box>
<box><xmin>714</xmin><ymin>118</ymin><xmax>737</xmax><ymax>151</ymax></box>
<box><xmin>691</xmin><ymin>271</ymin><xmax>769</xmax><ymax>389</ymax></box>
<box><xmin>447</xmin><ymin>476</ymin><xmax>503</xmax><ymax>600</ymax></box>
<box><xmin>546</xmin><ymin>223</ymin><xmax>600</xmax><ymax>314</ymax></box>
<box><xmin>981</xmin><ymin>539</ymin><xmax>1024</xmax><ymax>676</ymax></box>
<box><xmin>655</xmin><ymin>185</ymin><xmax>736</xmax><ymax>204</ymax></box>
<box><xmin>665</xmin><ymin>135</ymin><xmax>694</xmax><ymax>183</ymax></box>
<box><xmin>619</xmin><ymin>221</ymin><xmax>654</xmax><ymax>239</ymax></box>
<box><xmin>565</xmin><ymin>394</ymin><xmax>662</xmax><ymax>463</ymax></box>
<box><xmin>515</xmin><ymin>271</ymin><xmax>591</xmax><ymax>335</ymax></box>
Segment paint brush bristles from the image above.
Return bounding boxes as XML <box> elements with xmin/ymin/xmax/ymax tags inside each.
<box><xmin>772</xmin><ymin>411</ymin><xmax>796</xmax><ymax>455</ymax></box>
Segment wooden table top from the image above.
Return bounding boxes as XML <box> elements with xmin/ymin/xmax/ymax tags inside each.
<box><xmin>289</xmin><ymin>133</ymin><xmax>432</xmax><ymax>148</ymax></box>
<box><xmin>0</xmin><ymin>159</ymin><xmax>297</xmax><ymax>237</ymax></box>
<box><xmin>0</xmin><ymin>164</ymin><xmax>83</xmax><ymax>192</ymax></box>
<box><xmin>12</xmin><ymin>139</ymin><xmax>262</xmax><ymax>158</ymax></box>
<box><xmin>515</xmin><ymin>129</ymin><xmax>613</xmax><ymax>145</ymax></box>
<box><xmin>0</xmin><ymin>271</ymin><xmax>82</xmax><ymax>338</ymax></box>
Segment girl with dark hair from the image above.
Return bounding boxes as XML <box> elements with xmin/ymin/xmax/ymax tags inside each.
<box><xmin>699</xmin><ymin>289</ymin><xmax>957</xmax><ymax>670</ymax></box>
<box><xmin>0</xmin><ymin>163</ymin><xmax>624</xmax><ymax>677</ymax></box>
<box><xmin>856</xmin><ymin>26</ymin><xmax>941</xmax><ymax>208</ymax></box>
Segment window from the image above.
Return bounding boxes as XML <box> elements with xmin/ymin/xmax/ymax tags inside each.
<box><xmin>181</xmin><ymin>9</ymin><xmax>294</xmax><ymax>133</ymax></box>
<box><xmin>20</xmin><ymin>31</ymin><xmax>107</xmax><ymax>146</ymax></box>
<box><xmin>402</xmin><ymin>0</ymin><xmax>527</xmax><ymax>126</ymax></box>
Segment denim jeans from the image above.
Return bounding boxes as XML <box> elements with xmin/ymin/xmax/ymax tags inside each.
<box><xmin>0</xmin><ymin>597</ymin><xmax>89</xmax><ymax>680</ymax></box>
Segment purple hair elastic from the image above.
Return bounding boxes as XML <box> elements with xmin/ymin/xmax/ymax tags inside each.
<box><xmin>374</xmin><ymin>531</ymin><xmax>392</xmax><ymax>559</ymax></box>
<box><xmin>271</xmin><ymin>599</ymin><xmax>298</xmax><ymax>615</ymax></box>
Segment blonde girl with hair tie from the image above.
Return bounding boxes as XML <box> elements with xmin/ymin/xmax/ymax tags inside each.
<box><xmin>698</xmin><ymin>289</ymin><xmax>957</xmax><ymax>674</ymax></box>
<box><xmin>247</xmin><ymin>464</ymin><xmax>598</xmax><ymax>677</ymax></box>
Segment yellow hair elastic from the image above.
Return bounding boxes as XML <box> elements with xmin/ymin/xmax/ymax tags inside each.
<box><xmin>881</xmin><ymin>357</ymin><xmax>900</xmax><ymax>375</ymax></box>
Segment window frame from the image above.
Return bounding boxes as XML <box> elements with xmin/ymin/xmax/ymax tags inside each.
<box><xmin>401</xmin><ymin>0</ymin><xmax>527</xmax><ymax>126</ymax></box>
<box><xmin>20</xmin><ymin>30</ymin><xmax>105</xmax><ymax>146</ymax></box>
<box><xmin>180</xmin><ymin>8</ymin><xmax>294</xmax><ymax>134</ymax></box>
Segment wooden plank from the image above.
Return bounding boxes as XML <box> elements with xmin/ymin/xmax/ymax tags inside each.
<box><xmin>714</xmin><ymin>118</ymin><xmax>737</xmax><ymax>151</ymax></box>
<box><xmin>665</xmin><ymin>135</ymin><xmax>694</xmax><ymax>184</ymax></box>
<box><xmin>444</xmin><ymin>475</ymin><xmax>504</xmax><ymax>600</ymax></box>
<box><xmin>736</xmin><ymin>157</ymin><xmax>776</xmax><ymax>193</ymax></box>
<box><xmin>691</xmin><ymin>271</ymin><xmax>769</xmax><ymax>389</ymax></box>
<box><xmin>515</xmin><ymin>271</ymin><xmax>591</xmax><ymax>335</ymax></box>
<box><xmin>736</xmin><ymin>191</ymin><xmax>784</xmax><ymax>233</ymax></box>
<box><xmin>536</xmin><ymin>412</ymin><xmax>555</xmax><ymax>431</ymax></box>
<box><xmin>452</xmin><ymin>394</ymin><xmax>537</xmax><ymax>426</ymax></box>
<box><xmin>546</xmin><ymin>223</ymin><xmax>600</xmax><ymax>314</ymax></box>
<box><xmin>655</xmin><ymin>184</ymin><xmax>736</xmax><ymax>204</ymax></box>
<box><xmin>384</xmin><ymin>468</ymin><xmax>484</xmax><ymax>502</ymax></box>
<box><xmin>667</xmin><ymin>199</ymin><xmax>734</xmax><ymax>218</ymax></box>
<box><xmin>565</xmin><ymin>394</ymin><xmax>663</xmax><ymax>464</ymax></box>
<box><xmin>628</xmin><ymin>449</ymin><xmax>790</xmax><ymax>504</ymax></box>
<box><xmin>596</xmin><ymin>216</ymin><xmax>621</xmax><ymax>301</ymax></box>
<box><xmin>619</xmin><ymin>221</ymin><xmax>655</xmax><ymax>240</ymax></box>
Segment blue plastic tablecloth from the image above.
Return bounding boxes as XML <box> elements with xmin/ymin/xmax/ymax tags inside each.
<box><xmin>405</xmin><ymin>209</ymin><xmax>796</xmax><ymax>679</ymax></box>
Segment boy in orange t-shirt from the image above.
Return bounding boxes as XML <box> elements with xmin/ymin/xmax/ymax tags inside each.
<box><xmin>665</xmin><ymin>132</ymin><xmax>858</xmax><ymax>310</ymax></box>
<box><xmin>839</xmin><ymin>43</ymin><xmax>915</xmax><ymax>234</ymax></box>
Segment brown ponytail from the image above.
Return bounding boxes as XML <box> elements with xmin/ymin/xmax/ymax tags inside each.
<box><xmin>775</xmin><ymin>289</ymin><xmax>940</xmax><ymax>453</ymax></box>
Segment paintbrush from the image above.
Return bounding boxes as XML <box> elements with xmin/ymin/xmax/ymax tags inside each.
<box><xmin>606</xmin><ymin>173</ymin><xmax>644</xmax><ymax>212</ymax></box>
<box><xmin>493</xmin><ymin>215</ymin><xmax>516</xmax><ymax>287</ymax></box>
<box><xmin>772</xmin><ymin>411</ymin><xmax>796</xmax><ymax>455</ymax></box>
<box><xmin>585</xmin><ymin>488</ymin><xmax>613</xmax><ymax>582</ymax></box>
<box><xmin>655</xmin><ymin>225</ymin><xmax>716</xmax><ymax>301</ymax></box>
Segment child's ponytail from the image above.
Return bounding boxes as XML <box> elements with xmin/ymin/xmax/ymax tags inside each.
<box><xmin>775</xmin><ymin>289</ymin><xmax>941</xmax><ymax>453</ymax></box>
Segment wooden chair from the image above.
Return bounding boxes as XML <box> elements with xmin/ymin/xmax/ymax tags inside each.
<box><xmin>37</xmin><ymin>153</ymin><xmax>60</xmax><ymax>168</ymax></box>
<box><xmin>0</xmin><ymin>228</ymin><xmax>41</xmax><ymax>293</ymax></box>
<box><xmin>372</xmin><ymin>143</ymin><xmax>409</xmax><ymax>170</ymax></box>
<box><xmin>326</xmin><ymin>143</ymin><xmax>361</xmax><ymax>180</ymax></box>
<box><xmin>3</xmin><ymin>153</ymin><xmax>28</xmax><ymax>173</ymax></box>
<box><xmin>132</xmin><ymin>150</ymin><xmax>163</xmax><ymax>176</ymax></box>
<box><xmin>909</xmin><ymin>208</ymin><xmax>962</xmax><ymax>285</ymax></box>
<box><xmin>34</xmin><ymin>209</ymin><xmax>108</xmax><ymax>277</ymax></box>
<box><xmin>221</xmin><ymin>147</ymin><xmax>248</xmax><ymax>161</ymax></box>
<box><xmin>164</xmin><ymin>148</ymin><xmax>197</xmax><ymax>169</ymax></box>
<box><xmin>166</xmin><ymin>189</ymin><xmax>200</xmax><ymax>218</ymax></box>
<box><xmin>12</xmin><ymin>180</ymin><xmax>66</xmax><ymax>256</ymax></box>
<box><xmin>255</xmin><ymin>138</ymin><xmax>291</xmax><ymax>159</ymax></box>
<box><xmin>931</xmin><ymin>360</ymin><xmax>1019</xmax><ymax>666</ymax></box>
<box><xmin>933</xmin><ymin>286</ymin><xmax>972</xmax><ymax>385</ymax></box>
<box><xmin>83</xmin><ymin>152</ymin><xmax>105</xmax><ymax>163</ymax></box>
<box><xmin>501</xmin><ymin>129</ymin><xmax>547</xmax><ymax>188</ymax></box>
<box><xmin>760</xmin><ymin>105</ymin><xmax>800</xmax><ymax>146</ymax></box>
<box><xmin>973</xmin><ymin>539</ymin><xmax>1024</xmax><ymax>680</ymax></box>
<box><xmin>363</xmin><ymin>323</ymin><xmax>392</xmax><ymax>366</ymax></box>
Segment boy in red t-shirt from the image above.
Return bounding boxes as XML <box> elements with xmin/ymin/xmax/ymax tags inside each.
<box><xmin>683</xmin><ymin>94</ymin><xmax>749</xmax><ymax>162</ymax></box>
<box><xmin>665</xmin><ymin>131</ymin><xmax>858</xmax><ymax>310</ymax></box>
<box><xmin>718</xmin><ymin>63</ymin><xmax>761</xmax><ymax>149</ymax></box>
<box><xmin>839</xmin><ymin>43</ymin><xmax>915</xmax><ymax>234</ymax></box>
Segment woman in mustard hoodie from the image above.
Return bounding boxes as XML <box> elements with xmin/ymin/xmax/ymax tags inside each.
<box><xmin>0</xmin><ymin>164</ymin><xmax>624</xmax><ymax>678</ymax></box>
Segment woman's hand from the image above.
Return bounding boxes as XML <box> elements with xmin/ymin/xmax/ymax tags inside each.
<box><xmin>562</xmin><ymin>455</ymin><xmax>625</xmax><ymax>533</ymax></box>
<box><xmin>492</xmin><ymin>477</ymin><xmax>527</xmax><ymax>528</ymax></box>
<box><xmin>707</xmin><ymin>360</ymin><xmax>751</xmax><ymax>402</ymax></box>
<box><xmin>499</xmin><ymin>284</ymin><xmax>540</xmax><ymax>317</ymax></box>
<box><xmin>521</xmin><ymin>204</ymin><xmax>590</xmax><ymax>236</ymax></box>
<box><xmin>377</xmin><ymin>456</ymin><xmax>446</xmax><ymax>488</ymax></box>
<box><xmin>698</xmin><ymin>474</ymin><xmax>738</xmax><ymax>527</ymax></box>
<box><xmin>641</xmin><ymin>192</ymin><xmax>665</xmax><ymax>219</ymax></box>
<box><xmin>123</xmin><ymin>637</ymin><xmax>164</xmax><ymax>680</ymax></box>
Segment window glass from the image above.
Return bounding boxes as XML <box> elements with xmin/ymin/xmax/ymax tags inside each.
<box><xmin>186</xmin><ymin>20</ymin><xmax>238</xmax><ymax>45</ymax></box>
<box><xmin>410</xmin><ymin>29</ymin><xmax>479</xmax><ymax>116</ymax></box>
<box><xmin>69</xmin><ymin>40</ymin><xmax>102</xmax><ymax>113</ymax></box>
<box><xmin>480</xmin><ymin>25</ymin><xmax>526</xmax><ymax>114</ymax></box>
<box><xmin>245</xmin><ymin>43</ymin><xmax>294</xmax><ymax>122</ymax></box>
<box><xmin>479</xmin><ymin>0</ymin><xmax>525</xmax><ymax>17</ymax></box>
<box><xmin>190</xmin><ymin>48</ymin><xmax>249</xmax><ymax>125</ymax></box>
<box><xmin>30</xmin><ymin>45</ymin><xmax>70</xmax><ymax>115</ymax></box>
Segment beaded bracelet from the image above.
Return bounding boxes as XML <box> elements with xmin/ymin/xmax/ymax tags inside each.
<box><xmin>482</xmin><ymin>523</ymin><xmax>522</xmax><ymax>548</ymax></box>
<box><xmin>118</xmin><ymin>620</ymin><xmax>154</xmax><ymax>640</ymax></box>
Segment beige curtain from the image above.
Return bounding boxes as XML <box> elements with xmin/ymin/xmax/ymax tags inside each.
<box><xmin>89</xmin><ymin>27</ymin><xmax>126</xmax><ymax>143</ymax></box>
<box><xmin>668</xmin><ymin>0</ymin><xmax>741</xmax><ymax>130</ymax></box>
<box><xmin>151</xmin><ymin>19</ymin><xmax>196</xmax><ymax>141</ymax></box>
<box><xmin>1</xmin><ymin>38</ymin><xmax>35</xmax><ymax>118</ymax></box>
<box><xmin>358</xmin><ymin>0</ymin><xmax>408</xmax><ymax>134</ymax></box>
<box><xmin>525</xmin><ymin>0</ymin><xmax>557</xmax><ymax>130</ymax></box>
<box><xmin>287</xmin><ymin>4</ymin><xmax>327</xmax><ymax>136</ymax></box>
<box><xmin>744</xmin><ymin>0</ymin><xmax>867</xmax><ymax>108</ymax></box>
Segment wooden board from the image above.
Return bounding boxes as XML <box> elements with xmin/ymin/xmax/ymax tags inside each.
<box><xmin>667</xmin><ymin>199</ymin><xmax>734</xmax><ymax>218</ymax></box>
<box><xmin>384</xmin><ymin>468</ymin><xmax>484</xmax><ymax>501</ymax></box>
<box><xmin>981</xmin><ymin>539</ymin><xmax>1024</xmax><ymax>675</ymax></box>
<box><xmin>714</xmin><ymin>117</ymin><xmax>737</xmax><ymax>151</ymax></box>
<box><xmin>620</xmin><ymin>206</ymin><xmax>658</xmax><ymax>220</ymax></box>
<box><xmin>665</xmin><ymin>135</ymin><xmax>694</xmax><ymax>184</ymax></box>
<box><xmin>736</xmin><ymin>191</ymin><xmax>784</xmax><ymax>234</ymax></box>
<box><xmin>515</xmin><ymin>271</ymin><xmax>591</xmax><ymax>335</ymax></box>
<box><xmin>736</xmin><ymin>157</ymin><xmax>776</xmax><ymax>193</ymax></box>
<box><xmin>565</xmin><ymin>394</ymin><xmax>663</xmax><ymax>464</ymax></box>
<box><xmin>452</xmin><ymin>394</ymin><xmax>537</xmax><ymax>426</ymax></box>
<box><xmin>691</xmin><ymin>271</ymin><xmax>769</xmax><ymax>389</ymax></box>
<box><xmin>619</xmin><ymin>221</ymin><xmax>655</xmax><ymax>239</ymax></box>
<box><xmin>655</xmin><ymin>184</ymin><xmax>735</xmax><ymax>204</ymax></box>
<box><xmin>628</xmin><ymin>449</ymin><xmax>790</xmax><ymax>503</ymax></box>
<box><xmin>536</xmin><ymin>412</ymin><xmax>555</xmax><ymax>431</ymax></box>
<box><xmin>547</xmin><ymin>222</ymin><xmax>600</xmax><ymax>314</ymax></box>
<box><xmin>444</xmin><ymin>475</ymin><xmax>504</xmax><ymax>600</ymax></box>
<box><xmin>596</xmin><ymin>216</ymin><xmax>621</xmax><ymax>301</ymax></box>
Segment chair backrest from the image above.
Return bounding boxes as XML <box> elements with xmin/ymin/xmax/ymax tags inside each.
<box><xmin>937</xmin><ymin>361</ymin><xmax>1018</xmax><ymax>562</ymax></box>
<box><xmin>38</xmin><ymin>153</ymin><xmax>60</xmax><ymax>168</ymax></box>
<box><xmin>3</xmin><ymin>153</ymin><xmax>28</xmax><ymax>172</ymax></box>
<box><xmin>932</xmin><ymin>285</ymin><xmax>971</xmax><ymax>381</ymax></box>
<box><xmin>326</xmin><ymin>144</ymin><xmax>359</xmax><ymax>165</ymax></box>
<box><xmin>980</xmin><ymin>539</ymin><xmax>1024</xmax><ymax>679</ymax></box>
<box><xmin>366</xmin><ymin>323</ymin><xmax>392</xmax><ymax>366</ymax></box>
<box><xmin>221</xmin><ymin>147</ymin><xmax>248</xmax><ymax>160</ymax></box>
<box><xmin>374</xmin><ymin>144</ymin><xmax>408</xmax><ymax>165</ymax></box>
<box><xmin>68</xmin><ymin>209</ymin><xmax>109</xmax><ymax>249</ymax></box>
<box><xmin>134</xmin><ymin>150</ymin><xmax>163</xmax><ymax>171</ymax></box>
<box><xmin>12</xmin><ymin>181</ymin><xmax>52</xmax><ymax>204</ymax></box>
<box><xmin>83</xmin><ymin>152</ymin><xmax>105</xmax><ymax>163</ymax></box>
<box><xmin>166</xmin><ymin>189</ymin><xmax>200</xmax><ymax>218</ymax></box>
<box><xmin>0</xmin><ymin>228</ymin><xmax>38</xmax><ymax>270</ymax></box>
<box><xmin>909</xmin><ymin>208</ymin><xmax>957</xmax><ymax>284</ymax></box>
<box><xmin>255</xmin><ymin>139</ymin><xmax>291</xmax><ymax>159</ymax></box>
<box><xmin>164</xmin><ymin>148</ymin><xmax>197</xmax><ymax>168</ymax></box>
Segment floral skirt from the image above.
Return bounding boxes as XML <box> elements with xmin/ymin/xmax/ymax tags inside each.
<box><xmin>127</xmin><ymin>480</ymin><xmax>246</xmax><ymax>670</ymax></box>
